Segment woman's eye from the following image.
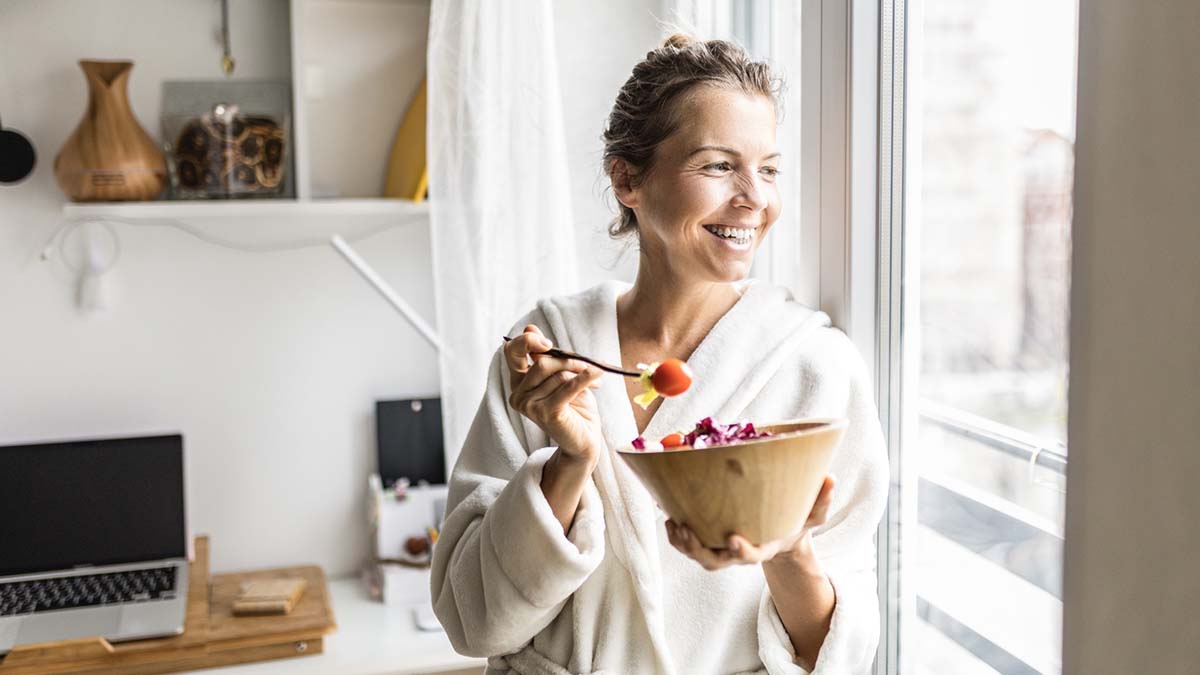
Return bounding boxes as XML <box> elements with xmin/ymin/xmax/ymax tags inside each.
<box><xmin>704</xmin><ymin>162</ymin><xmax>733</xmax><ymax>172</ymax></box>
<box><xmin>760</xmin><ymin>166</ymin><xmax>780</xmax><ymax>178</ymax></box>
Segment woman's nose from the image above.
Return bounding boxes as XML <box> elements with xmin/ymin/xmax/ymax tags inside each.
<box><xmin>731</xmin><ymin>172</ymin><xmax>769</xmax><ymax>212</ymax></box>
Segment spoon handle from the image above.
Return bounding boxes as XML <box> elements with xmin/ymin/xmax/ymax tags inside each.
<box><xmin>501</xmin><ymin>336</ymin><xmax>642</xmax><ymax>378</ymax></box>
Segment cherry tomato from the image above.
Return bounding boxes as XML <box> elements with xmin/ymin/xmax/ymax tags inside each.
<box><xmin>660</xmin><ymin>432</ymin><xmax>685</xmax><ymax>448</ymax></box>
<box><xmin>650</xmin><ymin>358</ymin><xmax>693</xmax><ymax>397</ymax></box>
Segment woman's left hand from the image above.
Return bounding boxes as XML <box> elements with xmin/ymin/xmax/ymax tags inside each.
<box><xmin>666</xmin><ymin>475</ymin><xmax>836</xmax><ymax>570</ymax></box>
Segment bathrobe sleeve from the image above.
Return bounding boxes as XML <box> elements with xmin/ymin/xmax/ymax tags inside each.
<box><xmin>756</xmin><ymin>329</ymin><xmax>890</xmax><ymax>675</ymax></box>
<box><xmin>430</xmin><ymin>328</ymin><xmax>607</xmax><ymax>658</ymax></box>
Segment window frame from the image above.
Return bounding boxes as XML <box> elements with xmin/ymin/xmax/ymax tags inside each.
<box><xmin>873</xmin><ymin>0</ymin><xmax>907</xmax><ymax>673</ymax></box>
<box><xmin>781</xmin><ymin>1</ymin><xmax>903</xmax><ymax>672</ymax></box>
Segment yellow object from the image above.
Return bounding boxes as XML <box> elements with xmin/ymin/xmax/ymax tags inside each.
<box><xmin>633</xmin><ymin>362</ymin><xmax>660</xmax><ymax>409</ymax></box>
<box><xmin>384</xmin><ymin>77</ymin><xmax>428</xmax><ymax>201</ymax></box>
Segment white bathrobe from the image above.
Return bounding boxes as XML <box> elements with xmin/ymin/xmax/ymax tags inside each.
<box><xmin>431</xmin><ymin>279</ymin><xmax>889</xmax><ymax>675</ymax></box>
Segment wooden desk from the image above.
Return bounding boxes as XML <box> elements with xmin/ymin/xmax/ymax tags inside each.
<box><xmin>180</xmin><ymin>579</ymin><xmax>484</xmax><ymax>675</ymax></box>
<box><xmin>0</xmin><ymin>538</ymin><xmax>338</xmax><ymax>675</ymax></box>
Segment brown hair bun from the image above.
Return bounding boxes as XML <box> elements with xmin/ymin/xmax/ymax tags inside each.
<box><xmin>662</xmin><ymin>33</ymin><xmax>695</xmax><ymax>50</ymax></box>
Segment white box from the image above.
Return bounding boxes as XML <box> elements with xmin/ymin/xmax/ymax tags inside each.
<box><xmin>366</xmin><ymin>474</ymin><xmax>447</xmax><ymax>561</ymax></box>
<box><xmin>362</xmin><ymin>562</ymin><xmax>433</xmax><ymax>607</ymax></box>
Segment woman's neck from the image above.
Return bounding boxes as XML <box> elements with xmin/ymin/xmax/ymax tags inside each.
<box><xmin>617</xmin><ymin>261</ymin><xmax>743</xmax><ymax>354</ymax></box>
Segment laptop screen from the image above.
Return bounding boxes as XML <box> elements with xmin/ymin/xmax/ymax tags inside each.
<box><xmin>0</xmin><ymin>434</ymin><xmax>186</xmax><ymax>577</ymax></box>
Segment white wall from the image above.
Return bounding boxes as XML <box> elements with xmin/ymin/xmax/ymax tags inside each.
<box><xmin>0</xmin><ymin>0</ymin><xmax>441</xmax><ymax>576</ymax></box>
<box><xmin>0</xmin><ymin>0</ymin><xmax>659</xmax><ymax>576</ymax></box>
<box><xmin>1064</xmin><ymin>0</ymin><xmax>1200</xmax><ymax>671</ymax></box>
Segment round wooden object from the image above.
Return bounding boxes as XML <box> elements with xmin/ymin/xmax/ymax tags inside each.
<box><xmin>617</xmin><ymin>418</ymin><xmax>847</xmax><ymax>548</ymax></box>
<box><xmin>54</xmin><ymin>60</ymin><xmax>166</xmax><ymax>202</ymax></box>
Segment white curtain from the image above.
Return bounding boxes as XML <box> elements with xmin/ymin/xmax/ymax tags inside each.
<box><xmin>427</xmin><ymin>0</ymin><xmax>578</xmax><ymax>468</ymax></box>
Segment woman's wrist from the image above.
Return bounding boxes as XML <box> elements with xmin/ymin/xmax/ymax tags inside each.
<box><xmin>763</xmin><ymin>531</ymin><xmax>821</xmax><ymax>572</ymax></box>
<box><xmin>540</xmin><ymin>446</ymin><xmax>597</xmax><ymax>535</ymax></box>
<box><xmin>762</xmin><ymin>532</ymin><xmax>835</xmax><ymax>668</ymax></box>
<box><xmin>555</xmin><ymin>434</ymin><xmax>601</xmax><ymax>465</ymax></box>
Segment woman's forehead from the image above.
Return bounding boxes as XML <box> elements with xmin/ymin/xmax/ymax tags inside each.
<box><xmin>667</xmin><ymin>87</ymin><xmax>778</xmax><ymax>156</ymax></box>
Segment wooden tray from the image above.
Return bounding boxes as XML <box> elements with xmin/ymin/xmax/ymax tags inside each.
<box><xmin>0</xmin><ymin>537</ymin><xmax>336</xmax><ymax>675</ymax></box>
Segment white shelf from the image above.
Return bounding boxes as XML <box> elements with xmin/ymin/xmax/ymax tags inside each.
<box><xmin>60</xmin><ymin>199</ymin><xmax>429</xmax><ymax>250</ymax></box>
<box><xmin>63</xmin><ymin>198</ymin><xmax>428</xmax><ymax>222</ymax></box>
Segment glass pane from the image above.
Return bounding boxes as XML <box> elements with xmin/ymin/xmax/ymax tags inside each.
<box><xmin>901</xmin><ymin>0</ymin><xmax>1078</xmax><ymax>673</ymax></box>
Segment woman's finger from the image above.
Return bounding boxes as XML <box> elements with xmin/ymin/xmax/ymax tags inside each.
<box><xmin>666</xmin><ymin>521</ymin><xmax>701</xmax><ymax>559</ymax></box>
<box><xmin>505</xmin><ymin>325</ymin><xmax>550</xmax><ymax>381</ymax></box>
<box><xmin>725</xmin><ymin>534</ymin><xmax>780</xmax><ymax>564</ymax></box>
<box><xmin>534</xmin><ymin>367</ymin><xmax>601</xmax><ymax>415</ymax></box>
<box><xmin>509</xmin><ymin>356</ymin><xmax>589</xmax><ymax>411</ymax></box>
<box><xmin>671</xmin><ymin>522</ymin><xmax>737</xmax><ymax>571</ymax></box>
<box><xmin>522</xmin><ymin>368</ymin><xmax>582</xmax><ymax>412</ymax></box>
<box><xmin>805</xmin><ymin>475</ymin><xmax>837</xmax><ymax>529</ymax></box>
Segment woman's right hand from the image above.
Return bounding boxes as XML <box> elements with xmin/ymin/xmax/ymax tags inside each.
<box><xmin>505</xmin><ymin>324</ymin><xmax>604</xmax><ymax>466</ymax></box>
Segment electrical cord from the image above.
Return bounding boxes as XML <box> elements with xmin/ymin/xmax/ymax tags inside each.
<box><xmin>41</xmin><ymin>216</ymin><xmax>405</xmax><ymax>261</ymax></box>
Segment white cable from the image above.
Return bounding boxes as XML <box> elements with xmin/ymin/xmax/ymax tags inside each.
<box><xmin>38</xmin><ymin>214</ymin><xmax>415</xmax><ymax>314</ymax></box>
<box><xmin>42</xmin><ymin>216</ymin><xmax>406</xmax><ymax>258</ymax></box>
<box><xmin>133</xmin><ymin>218</ymin><xmax>404</xmax><ymax>253</ymax></box>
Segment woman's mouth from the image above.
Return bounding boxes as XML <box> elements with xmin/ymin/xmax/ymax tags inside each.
<box><xmin>703</xmin><ymin>224</ymin><xmax>757</xmax><ymax>250</ymax></box>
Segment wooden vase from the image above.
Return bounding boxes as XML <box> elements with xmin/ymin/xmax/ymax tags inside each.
<box><xmin>55</xmin><ymin>60</ymin><xmax>166</xmax><ymax>202</ymax></box>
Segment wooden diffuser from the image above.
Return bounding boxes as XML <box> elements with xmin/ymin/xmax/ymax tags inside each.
<box><xmin>54</xmin><ymin>60</ymin><xmax>166</xmax><ymax>202</ymax></box>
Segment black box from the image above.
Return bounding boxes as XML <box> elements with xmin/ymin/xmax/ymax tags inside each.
<box><xmin>375</xmin><ymin>398</ymin><xmax>445</xmax><ymax>487</ymax></box>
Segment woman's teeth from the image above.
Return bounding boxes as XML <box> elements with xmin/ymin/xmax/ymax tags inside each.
<box><xmin>704</xmin><ymin>225</ymin><xmax>755</xmax><ymax>245</ymax></box>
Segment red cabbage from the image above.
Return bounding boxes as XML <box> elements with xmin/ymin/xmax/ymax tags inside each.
<box><xmin>629</xmin><ymin>417</ymin><xmax>771</xmax><ymax>451</ymax></box>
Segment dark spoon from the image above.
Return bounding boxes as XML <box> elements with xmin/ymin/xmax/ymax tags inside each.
<box><xmin>501</xmin><ymin>335</ymin><xmax>642</xmax><ymax>378</ymax></box>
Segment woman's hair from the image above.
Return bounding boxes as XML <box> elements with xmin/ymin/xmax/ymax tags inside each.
<box><xmin>602</xmin><ymin>33</ymin><xmax>783</xmax><ymax>240</ymax></box>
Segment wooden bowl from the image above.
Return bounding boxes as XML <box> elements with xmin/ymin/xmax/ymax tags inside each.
<box><xmin>617</xmin><ymin>418</ymin><xmax>847</xmax><ymax>548</ymax></box>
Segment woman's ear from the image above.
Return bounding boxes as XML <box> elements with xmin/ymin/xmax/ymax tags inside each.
<box><xmin>610</xmin><ymin>158</ymin><xmax>640</xmax><ymax>209</ymax></box>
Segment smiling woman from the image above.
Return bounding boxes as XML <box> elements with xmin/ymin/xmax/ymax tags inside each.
<box><xmin>604</xmin><ymin>37</ymin><xmax>782</xmax><ymax>277</ymax></box>
<box><xmin>430</xmin><ymin>33</ymin><xmax>888</xmax><ymax>675</ymax></box>
<box><xmin>611</xmin><ymin>89</ymin><xmax>781</xmax><ymax>276</ymax></box>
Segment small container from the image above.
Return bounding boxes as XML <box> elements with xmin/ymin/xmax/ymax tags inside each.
<box><xmin>160</xmin><ymin>80</ymin><xmax>293</xmax><ymax>199</ymax></box>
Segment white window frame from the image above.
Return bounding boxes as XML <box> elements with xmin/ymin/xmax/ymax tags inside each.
<box><xmin>790</xmin><ymin>2</ymin><xmax>904</xmax><ymax>674</ymax></box>
<box><xmin>874</xmin><ymin>0</ymin><xmax>908</xmax><ymax>672</ymax></box>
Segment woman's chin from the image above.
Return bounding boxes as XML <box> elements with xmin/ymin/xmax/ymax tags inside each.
<box><xmin>701</xmin><ymin>257</ymin><xmax>755</xmax><ymax>283</ymax></box>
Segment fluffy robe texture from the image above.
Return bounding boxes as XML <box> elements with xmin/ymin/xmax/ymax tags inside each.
<box><xmin>431</xmin><ymin>279</ymin><xmax>889</xmax><ymax>675</ymax></box>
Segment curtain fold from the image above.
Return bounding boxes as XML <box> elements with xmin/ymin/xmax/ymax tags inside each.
<box><xmin>427</xmin><ymin>0</ymin><xmax>578</xmax><ymax>467</ymax></box>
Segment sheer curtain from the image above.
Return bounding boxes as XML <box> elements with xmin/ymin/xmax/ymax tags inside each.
<box><xmin>427</xmin><ymin>0</ymin><xmax>578</xmax><ymax>467</ymax></box>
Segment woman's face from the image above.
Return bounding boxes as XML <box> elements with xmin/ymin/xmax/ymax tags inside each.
<box><xmin>617</xmin><ymin>86</ymin><xmax>781</xmax><ymax>284</ymax></box>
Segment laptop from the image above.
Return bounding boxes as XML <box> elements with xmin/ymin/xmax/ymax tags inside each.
<box><xmin>0</xmin><ymin>434</ymin><xmax>189</xmax><ymax>655</ymax></box>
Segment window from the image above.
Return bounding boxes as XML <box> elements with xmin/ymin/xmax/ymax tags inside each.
<box><xmin>711</xmin><ymin>1</ymin><xmax>1077</xmax><ymax>670</ymax></box>
<box><xmin>884</xmin><ymin>0</ymin><xmax>1079</xmax><ymax>673</ymax></box>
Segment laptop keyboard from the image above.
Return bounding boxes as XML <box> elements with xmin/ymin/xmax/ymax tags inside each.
<box><xmin>0</xmin><ymin>566</ymin><xmax>178</xmax><ymax>616</ymax></box>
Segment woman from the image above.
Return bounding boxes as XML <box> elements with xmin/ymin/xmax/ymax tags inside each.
<box><xmin>431</xmin><ymin>35</ymin><xmax>888</xmax><ymax>675</ymax></box>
